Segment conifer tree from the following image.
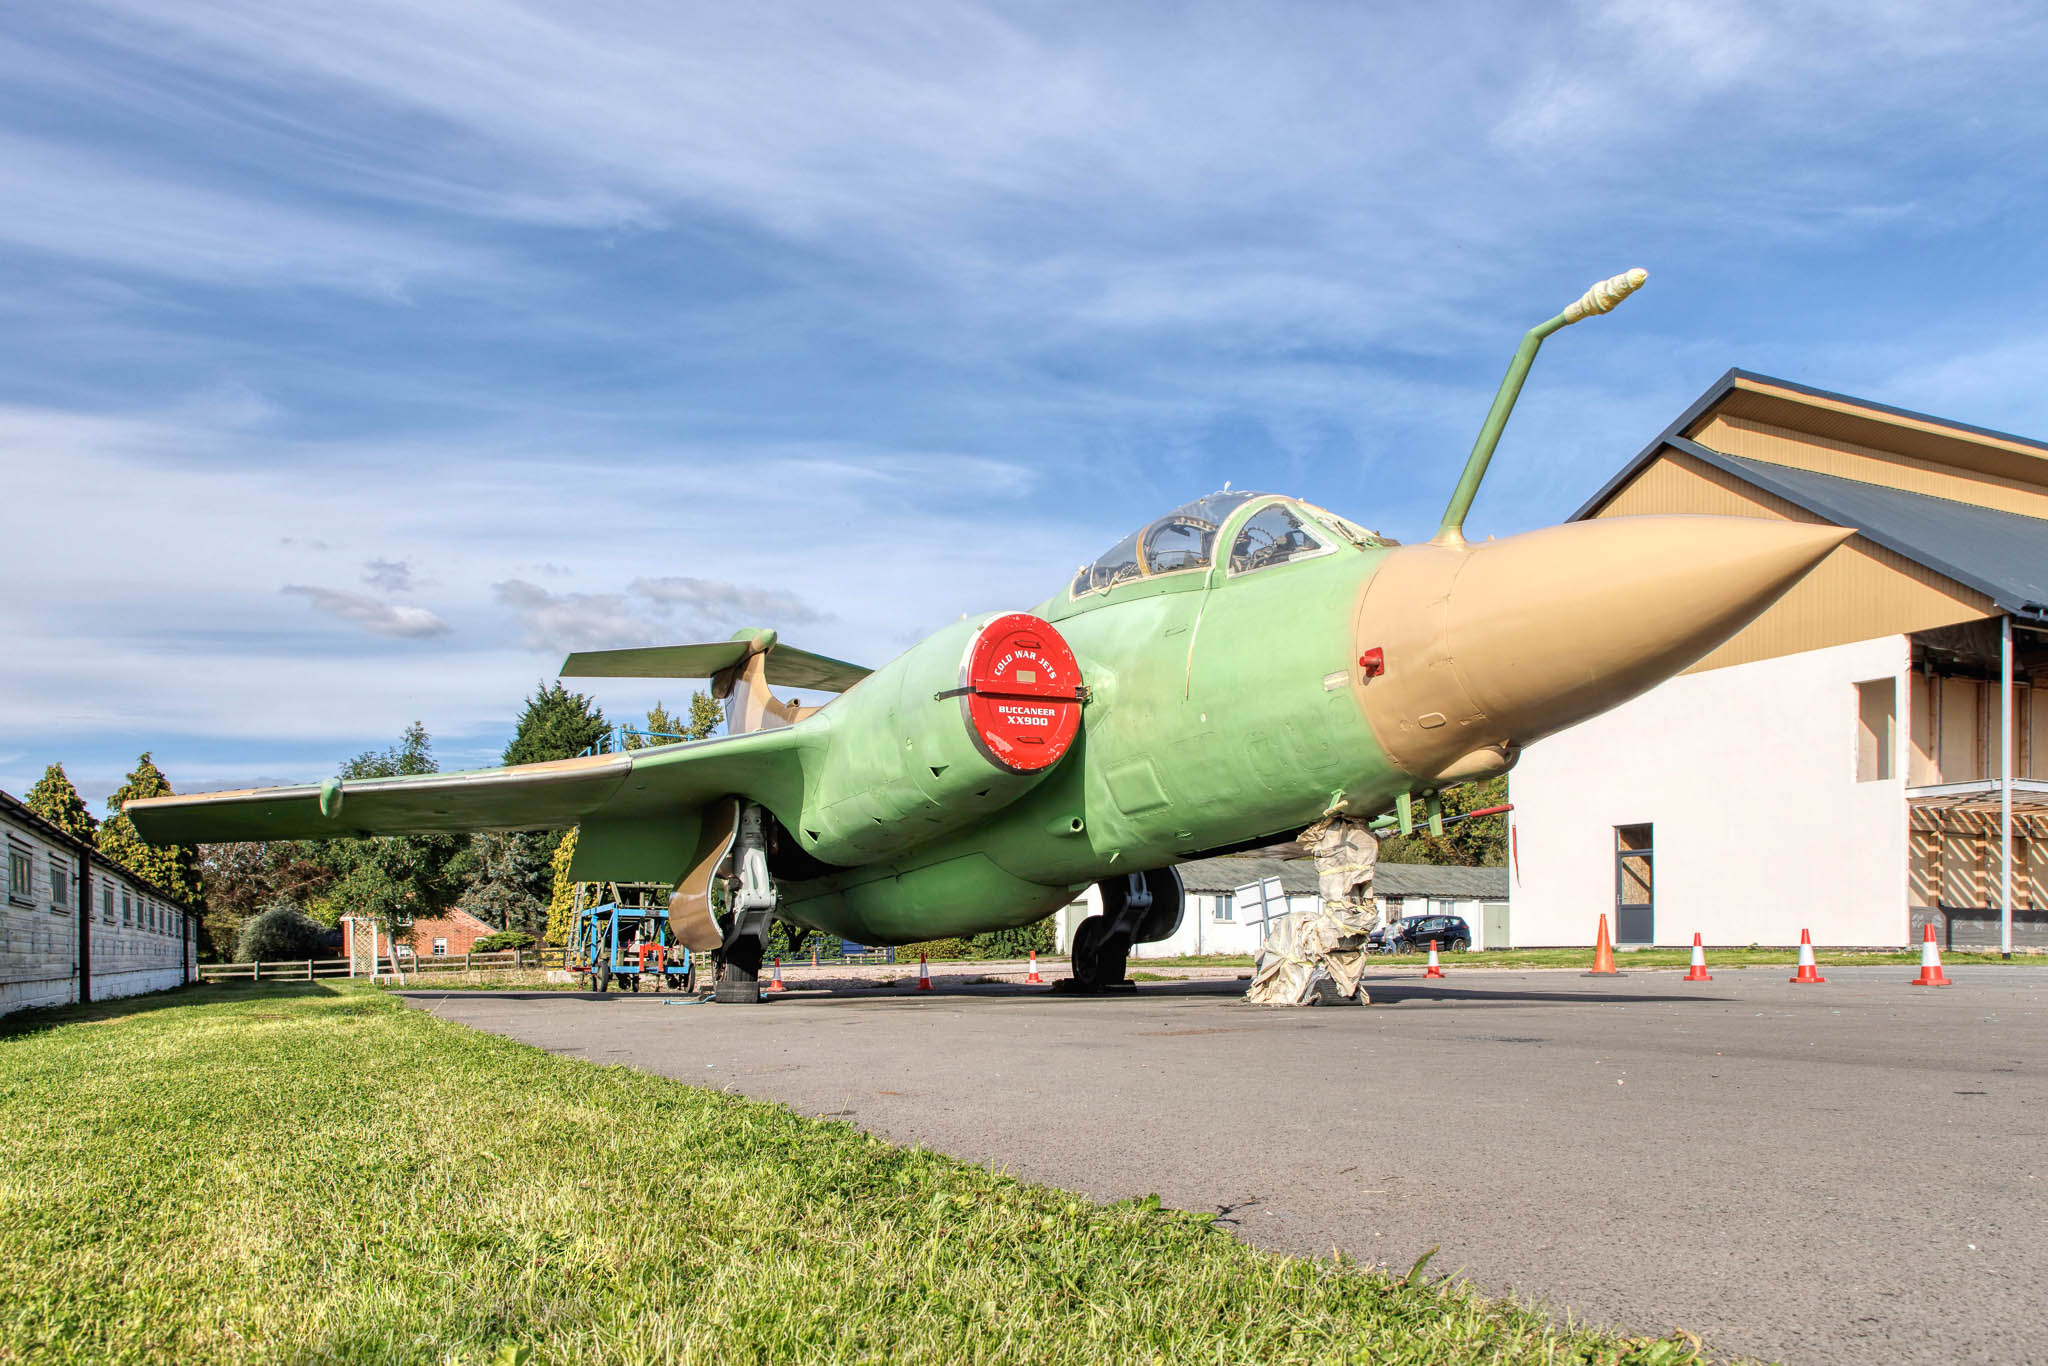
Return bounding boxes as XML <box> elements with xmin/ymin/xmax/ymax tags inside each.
<box><xmin>686</xmin><ymin>691</ymin><xmax>724</xmax><ymax>740</ymax></box>
<box><xmin>25</xmin><ymin>763</ymin><xmax>96</xmax><ymax>844</ymax></box>
<box><xmin>98</xmin><ymin>753</ymin><xmax>200</xmax><ymax>900</ymax></box>
<box><xmin>502</xmin><ymin>682</ymin><xmax>609</xmax><ymax>766</ymax></box>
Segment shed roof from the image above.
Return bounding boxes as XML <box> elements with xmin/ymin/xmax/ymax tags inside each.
<box><xmin>1373</xmin><ymin>863</ymin><xmax>1509</xmax><ymax>899</ymax></box>
<box><xmin>1173</xmin><ymin>854</ymin><xmax>1318</xmax><ymax>895</ymax></box>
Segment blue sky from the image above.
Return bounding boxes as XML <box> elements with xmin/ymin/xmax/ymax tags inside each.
<box><xmin>3</xmin><ymin>0</ymin><xmax>2046</xmax><ymax>806</ymax></box>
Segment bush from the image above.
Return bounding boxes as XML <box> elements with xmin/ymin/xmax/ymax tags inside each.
<box><xmin>471</xmin><ymin>930</ymin><xmax>535</xmax><ymax>953</ymax></box>
<box><xmin>970</xmin><ymin>918</ymin><xmax>1054</xmax><ymax>959</ymax></box>
<box><xmin>897</xmin><ymin>937</ymin><xmax>975</xmax><ymax>962</ymax></box>
<box><xmin>235</xmin><ymin>902</ymin><xmax>328</xmax><ymax>962</ymax></box>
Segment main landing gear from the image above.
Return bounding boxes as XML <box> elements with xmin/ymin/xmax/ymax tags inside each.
<box><xmin>1060</xmin><ymin>869</ymin><xmax>1184</xmax><ymax>993</ymax></box>
<box><xmin>714</xmin><ymin>802</ymin><xmax>779</xmax><ymax>1004</ymax></box>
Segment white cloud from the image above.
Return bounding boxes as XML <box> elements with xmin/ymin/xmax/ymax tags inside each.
<box><xmin>281</xmin><ymin>585</ymin><xmax>451</xmax><ymax>638</ymax></box>
<box><xmin>491</xmin><ymin>580</ymin><xmax>654</xmax><ymax>654</ymax></box>
<box><xmin>631</xmin><ymin>577</ymin><xmax>820</xmax><ymax>629</ymax></box>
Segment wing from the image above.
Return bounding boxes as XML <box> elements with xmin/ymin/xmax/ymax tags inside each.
<box><xmin>122</xmin><ymin>724</ymin><xmax>815</xmax><ymax>878</ymax></box>
<box><xmin>560</xmin><ymin>637</ymin><xmax>871</xmax><ymax>692</ymax></box>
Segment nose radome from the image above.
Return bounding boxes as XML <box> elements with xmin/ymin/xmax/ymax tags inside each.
<box><xmin>1355</xmin><ymin>516</ymin><xmax>1853</xmax><ymax>781</ymax></box>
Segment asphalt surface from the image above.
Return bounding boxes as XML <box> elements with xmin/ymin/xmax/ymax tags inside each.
<box><xmin>410</xmin><ymin>966</ymin><xmax>2048</xmax><ymax>1365</ymax></box>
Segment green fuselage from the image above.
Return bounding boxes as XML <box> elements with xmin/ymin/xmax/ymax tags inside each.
<box><xmin>768</xmin><ymin>496</ymin><xmax>1400</xmax><ymax>944</ymax></box>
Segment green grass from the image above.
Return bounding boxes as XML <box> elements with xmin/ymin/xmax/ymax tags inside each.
<box><xmin>0</xmin><ymin>984</ymin><xmax>1719</xmax><ymax>1365</ymax></box>
<box><xmin>1140</xmin><ymin>946</ymin><xmax>2038</xmax><ymax>970</ymax></box>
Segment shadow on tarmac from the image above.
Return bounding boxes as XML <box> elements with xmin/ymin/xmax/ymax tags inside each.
<box><xmin>400</xmin><ymin>978</ymin><xmax>1728</xmax><ymax>1010</ymax></box>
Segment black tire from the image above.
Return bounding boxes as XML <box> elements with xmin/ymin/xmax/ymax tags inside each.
<box><xmin>682</xmin><ymin>964</ymin><xmax>698</xmax><ymax>994</ymax></box>
<box><xmin>595</xmin><ymin>963</ymin><xmax>612</xmax><ymax>993</ymax></box>
<box><xmin>1449</xmin><ymin>938</ymin><xmax>1470</xmax><ymax>954</ymax></box>
<box><xmin>628</xmin><ymin>974</ymin><xmax>641</xmax><ymax>993</ymax></box>
<box><xmin>1071</xmin><ymin>915</ymin><xmax>1130</xmax><ymax>989</ymax></box>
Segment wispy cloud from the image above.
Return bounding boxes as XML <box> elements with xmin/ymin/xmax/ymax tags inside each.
<box><xmin>282</xmin><ymin>586</ymin><xmax>451</xmax><ymax>639</ymax></box>
<box><xmin>3</xmin><ymin>1</ymin><xmax>2047</xmax><ymax>804</ymax></box>
<box><xmin>362</xmin><ymin>558</ymin><xmax>414</xmax><ymax>593</ymax></box>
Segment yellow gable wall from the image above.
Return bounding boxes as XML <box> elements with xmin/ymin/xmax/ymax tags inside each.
<box><xmin>1691</xmin><ymin>413</ymin><xmax>2048</xmax><ymax>521</ymax></box>
<box><xmin>1591</xmin><ymin>448</ymin><xmax>1993</xmax><ymax>672</ymax></box>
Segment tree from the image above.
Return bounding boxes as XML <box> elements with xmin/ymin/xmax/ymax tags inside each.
<box><xmin>198</xmin><ymin>840</ymin><xmax>333</xmax><ymax>962</ymax></box>
<box><xmin>310</xmin><ymin>723</ymin><xmax>468</xmax><ymax>954</ymax></box>
<box><xmin>1376</xmin><ymin>775</ymin><xmax>1509</xmax><ymax>867</ymax></box>
<box><xmin>465</xmin><ymin>685</ymin><xmax>610</xmax><ymax>939</ymax></box>
<box><xmin>464</xmin><ymin>831</ymin><xmax>551</xmax><ymax>938</ymax></box>
<box><xmin>503</xmin><ymin>682</ymin><xmax>609</xmax><ymax>767</ymax></box>
<box><xmin>687</xmin><ymin>693</ymin><xmax>723</xmax><ymax>741</ymax></box>
<box><xmin>236</xmin><ymin>900</ymin><xmax>328</xmax><ymax>962</ymax></box>
<box><xmin>98</xmin><ymin>753</ymin><xmax>201</xmax><ymax>902</ymax></box>
<box><xmin>26</xmin><ymin>763</ymin><xmax>96</xmax><ymax>844</ymax></box>
<box><xmin>544</xmin><ymin>827</ymin><xmax>582</xmax><ymax>946</ymax></box>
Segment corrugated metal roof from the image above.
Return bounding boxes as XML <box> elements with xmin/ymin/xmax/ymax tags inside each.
<box><xmin>1173</xmin><ymin>854</ymin><xmax>1318</xmax><ymax>895</ymax></box>
<box><xmin>1173</xmin><ymin>853</ymin><xmax>1508</xmax><ymax>900</ymax></box>
<box><xmin>1373</xmin><ymin>863</ymin><xmax>1509</xmax><ymax>899</ymax></box>
<box><xmin>1675</xmin><ymin>439</ymin><xmax>2048</xmax><ymax>620</ymax></box>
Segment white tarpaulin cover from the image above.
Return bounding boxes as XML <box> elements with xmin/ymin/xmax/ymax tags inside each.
<box><xmin>1246</xmin><ymin>816</ymin><xmax>1379</xmax><ymax>1006</ymax></box>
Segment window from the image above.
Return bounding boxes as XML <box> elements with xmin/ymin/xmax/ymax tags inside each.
<box><xmin>1213</xmin><ymin>893</ymin><xmax>1234</xmax><ymax>923</ymax></box>
<box><xmin>1228</xmin><ymin>503</ymin><xmax>1328</xmax><ymax>575</ymax></box>
<box><xmin>1615</xmin><ymin>824</ymin><xmax>1653</xmax><ymax>945</ymax></box>
<box><xmin>1856</xmin><ymin>679</ymin><xmax>1896</xmax><ymax>782</ymax></box>
<box><xmin>122</xmin><ymin>890</ymin><xmax>132</xmax><ymax>926</ymax></box>
<box><xmin>101</xmin><ymin>884</ymin><xmax>114</xmax><ymax>923</ymax></box>
<box><xmin>432</xmin><ymin>937</ymin><xmax>449</xmax><ymax>956</ymax></box>
<box><xmin>50</xmin><ymin>857</ymin><xmax>69</xmax><ymax>913</ymax></box>
<box><xmin>1071</xmin><ymin>491</ymin><xmax>1261</xmax><ymax>597</ymax></box>
<box><xmin>7</xmin><ymin>842</ymin><xmax>32</xmax><ymax>905</ymax></box>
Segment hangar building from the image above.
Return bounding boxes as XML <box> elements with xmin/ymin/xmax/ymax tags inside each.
<box><xmin>1509</xmin><ymin>371</ymin><xmax>2048</xmax><ymax>952</ymax></box>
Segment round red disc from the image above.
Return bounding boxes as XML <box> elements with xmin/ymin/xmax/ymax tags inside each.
<box><xmin>961</xmin><ymin>613</ymin><xmax>1084</xmax><ymax>773</ymax></box>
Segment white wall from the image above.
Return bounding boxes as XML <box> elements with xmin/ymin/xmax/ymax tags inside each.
<box><xmin>1508</xmin><ymin>634</ymin><xmax>1910</xmax><ymax>948</ymax></box>
<box><xmin>1052</xmin><ymin>882</ymin><xmax>1320</xmax><ymax>959</ymax></box>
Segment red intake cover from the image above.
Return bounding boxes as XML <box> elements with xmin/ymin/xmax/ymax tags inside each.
<box><xmin>960</xmin><ymin>613</ymin><xmax>1084</xmax><ymax>774</ymax></box>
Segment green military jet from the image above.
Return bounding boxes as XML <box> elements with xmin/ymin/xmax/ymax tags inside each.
<box><xmin>130</xmin><ymin>270</ymin><xmax>1848</xmax><ymax>999</ymax></box>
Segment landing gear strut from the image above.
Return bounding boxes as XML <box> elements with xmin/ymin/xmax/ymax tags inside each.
<box><xmin>714</xmin><ymin>802</ymin><xmax>778</xmax><ymax>1004</ymax></box>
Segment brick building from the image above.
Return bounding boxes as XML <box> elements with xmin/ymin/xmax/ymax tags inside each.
<box><xmin>2</xmin><ymin>787</ymin><xmax>200</xmax><ymax>1016</ymax></box>
<box><xmin>340</xmin><ymin>905</ymin><xmax>499</xmax><ymax>963</ymax></box>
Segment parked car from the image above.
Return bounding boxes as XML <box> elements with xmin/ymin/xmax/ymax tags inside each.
<box><xmin>1370</xmin><ymin>914</ymin><xmax>1472</xmax><ymax>954</ymax></box>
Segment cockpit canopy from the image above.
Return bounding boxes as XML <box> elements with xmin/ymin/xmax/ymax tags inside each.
<box><xmin>1069</xmin><ymin>492</ymin><xmax>1390</xmax><ymax>599</ymax></box>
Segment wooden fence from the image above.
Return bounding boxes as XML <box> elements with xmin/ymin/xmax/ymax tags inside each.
<box><xmin>197</xmin><ymin>946</ymin><xmax>569</xmax><ymax>983</ymax></box>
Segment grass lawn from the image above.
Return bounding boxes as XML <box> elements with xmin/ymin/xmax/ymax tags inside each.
<box><xmin>0</xmin><ymin>984</ymin><xmax>1716</xmax><ymax>1365</ymax></box>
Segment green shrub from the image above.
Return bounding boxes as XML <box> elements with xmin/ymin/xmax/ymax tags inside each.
<box><xmin>970</xmin><ymin>917</ymin><xmax>1054</xmax><ymax>959</ymax></box>
<box><xmin>235</xmin><ymin>902</ymin><xmax>327</xmax><ymax>962</ymax></box>
<box><xmin>471</xmin><ymin>930</ymin><xmax>535</xmax><ymax>953</ymax></box>
<box><xmin>897</xmin><ymin>937</ymin><xmax>975</xmax><ymax>962</ymax></box>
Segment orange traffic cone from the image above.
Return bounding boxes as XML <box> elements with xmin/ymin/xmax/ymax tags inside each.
<box><xmin>917</xmin><ymin>953</ymin><xmax>934</xmax><ymax>992</ymax></box>
<box><xmin>1025</xmin><ymin>951</ymin><xmax>1044</xmax><ymax>984</ymax></box>
<box><xmin>811</xmin><ymin>947</ymin><xmax>819</xmax><ymax>969</ymax></box>
<box><xmin>1683</xmin><ymin>932</ymin><xmax>1712</xmax><ymax>982</ymax></box>
<box><xmin>1789</xmin><ymin>929</ymin><xmax>1826</xmax><ymax>984</ymax></box>
<box><xmin>767</xmin><ymin>957</ymin><xmax>786</xmax><ymax>992</ymax></box>
<box><xmin>1583</xmin><ymin>914</ymin><xmax>1620</xmax><ymax>976</ymax></box>
<box><xmin>1910</xmin><ymin>923</ymin><xmax>1954</xmax><ymax>987</ymax></box>
<box><xmin>1424</xmin><ymin>939</ymin><xmax>1446</xmax><ymax>978</ymax></box>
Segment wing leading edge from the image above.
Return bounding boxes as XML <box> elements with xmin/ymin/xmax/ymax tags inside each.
<box><xmin>122</xmin><ymin>724</ymin><xmax>815</xmax><ymax>849</ymax></box>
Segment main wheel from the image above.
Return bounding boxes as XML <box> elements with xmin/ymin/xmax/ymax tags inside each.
<box><xmin>1070</xmin><ymin>915</ymin><xmax>1130</xmax><ymax>990</ymax></box>
<box><xmin>595</xmin><ymin>963</ymin><xmax>612</xmax><ymax>993</ymax></box>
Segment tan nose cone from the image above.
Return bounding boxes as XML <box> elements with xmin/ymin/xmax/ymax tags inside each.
<box><xmin>1355</xmin><ymin>516</ymin><xmax>1853</xmax><ymax>781</ymax></box>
